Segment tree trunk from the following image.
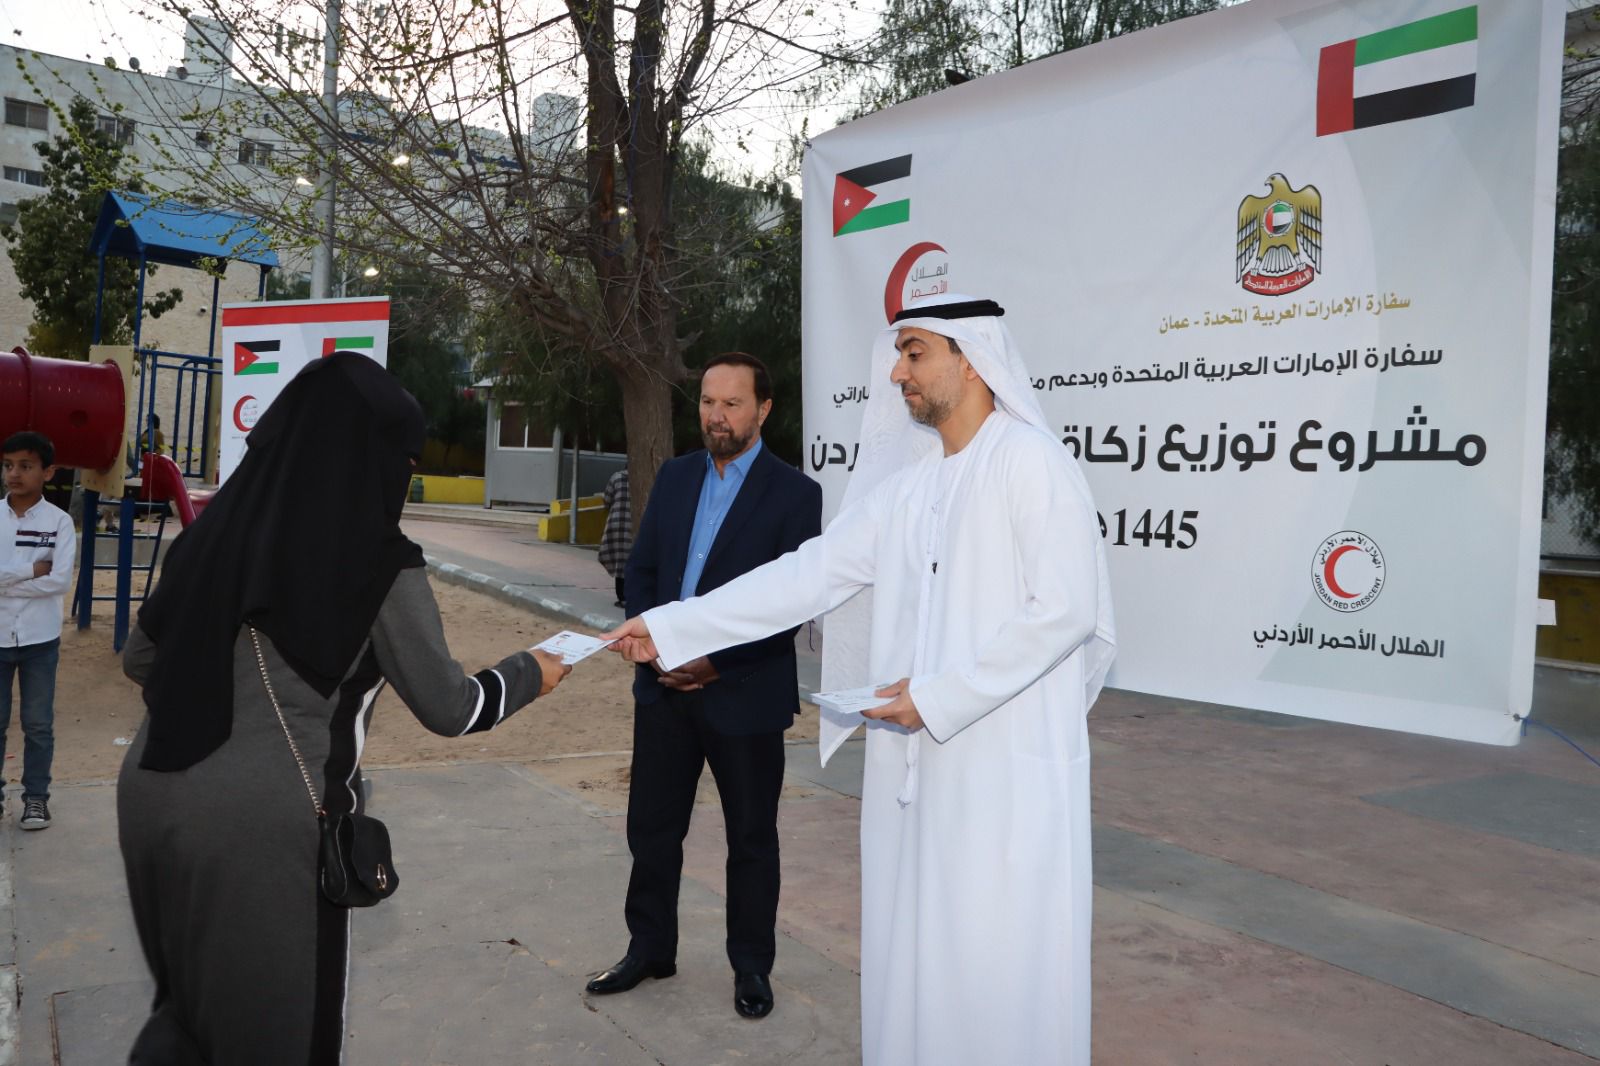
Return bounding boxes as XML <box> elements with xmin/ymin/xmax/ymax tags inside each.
<box><xmin>618</xmin><ymin>368</ymin><xmax>676</xmax><ymax>536</ymax></box>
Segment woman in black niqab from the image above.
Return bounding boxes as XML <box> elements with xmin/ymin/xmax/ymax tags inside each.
<box><xmin>117</xmin><ymin>353</ymin><xmax>567</xmax><ymax>1064</ymax></box>
<box><xmin>136</xmin><ymin>352</ymin><xmax>426</xmax><ymax>771</ymax></box>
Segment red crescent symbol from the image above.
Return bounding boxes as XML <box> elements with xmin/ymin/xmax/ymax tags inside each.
<box><xmin>233</xmin><ymin>395</ymin><xmax>256</xmax><ymax>432</ymax></box>
<box><xmin>883</xmin><ymin>242</ymin><xmax>946</xmax><ymax>323</ymax></box>
<box><xmin>1323</xmin><ymin>545</ymin><xmax>1360</xmax><ymax>599</ymax></box>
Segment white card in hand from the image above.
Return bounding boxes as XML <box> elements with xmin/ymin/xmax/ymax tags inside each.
<box><xmin>809</xmin><ymin>686</ymin><xmax>892</xmax><ymax>720</ymax></box>
<box><xmin>534</xmin><ymin>631</ymin><xmax>617</xmax><ymax>665</ymax></box>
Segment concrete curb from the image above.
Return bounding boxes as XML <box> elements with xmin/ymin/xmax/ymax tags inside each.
<box><xmin>403</xmin><ymin>506</ymin><xmax>543</xmax><ymax>531</ymax></box>
<box><xmin>0</xmin><ymin>825</ymin><xmax>15</xmax><ymax>1066</ymax></box>
<box><xmin>1536</xmin><ymin>656</ymin><xmax>1600</xmax><ymax>676</ymax></box>
<box><xmin>423</xmin><ymin>556</ymin><xmax>622</xmax><ymax>632</ymax></box>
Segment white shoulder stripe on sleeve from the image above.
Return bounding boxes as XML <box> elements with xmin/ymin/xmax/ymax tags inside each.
<box><xmin>459</xmin><ymin>676</ymin><xmax>486</xmax><ymax>736</ymax></box>
<box><xmin>490</xmin><ymin>669</ymin><xmax>508</xmax><ymax>724</ymax></box>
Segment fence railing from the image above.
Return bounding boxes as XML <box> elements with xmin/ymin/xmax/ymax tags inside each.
<box><xmin>134</xmin><ymin>347</ymin><xmax>220</xmax><ymax>480</ymax></box>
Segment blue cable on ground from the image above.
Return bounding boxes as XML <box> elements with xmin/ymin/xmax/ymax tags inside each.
<box><xmin>1516</xmin><ymin>715</ymin><xmax>1600</xmax><ymax>772</ymax></box>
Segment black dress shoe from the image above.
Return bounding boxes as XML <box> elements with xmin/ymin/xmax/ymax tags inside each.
<box><xmin>585</xmin><ymin>954</ymin><xmax>676</xmax><ymax>994</ymax></box>
<box><xmin>734</xmin><ymin>971</ymin><xmax>774</xmax><ymax>1018</ymax></box>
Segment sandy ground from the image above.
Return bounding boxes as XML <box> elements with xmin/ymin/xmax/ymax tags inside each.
<box><xmin>3</xmin><ymin>577</ymin><xmax>819</xmax><ymax>812</ymax></box>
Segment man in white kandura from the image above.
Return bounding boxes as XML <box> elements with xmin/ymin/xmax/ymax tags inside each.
<box><xmin>604</xmin><ymin>292</ymin><xmax>1115</xmax><ymax>1065</ymax></box>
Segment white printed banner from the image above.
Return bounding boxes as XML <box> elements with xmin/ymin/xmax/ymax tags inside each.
<box><xmin>218</xmin><ymin>297</ymin><xmax>391</xmax><ymax>482</ymax></box>
<box><xmin>802</xmin><ymin>0</ymin><xmax>1563</xmax><ymax>745</ymax></box>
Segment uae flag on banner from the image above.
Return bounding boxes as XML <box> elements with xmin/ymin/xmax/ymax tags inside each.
<box><xmin>833</xmin><ymin>155</ymin><xmax>912</xmax><ymax>236</ymax></box>
<box><xmin>1317</xmin><ymin>5</ymin><xmax>1476</xmax><ymax>136</ymax></box>
<box><xmin>321</xmin><ymin>335</ymin><xmax>376</xmax><ymax>357</ymax></box>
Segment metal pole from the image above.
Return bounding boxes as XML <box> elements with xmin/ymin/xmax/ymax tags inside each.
<box><xmin>132</xmin><ymin>254</ymin><xmax>147</xmax><ymax>350</ymax></box>
<box><xmin>201</xmin><ymin>272</ymin><xmax>221</xmax><ymax>477</ymax></box>
<box><xmin>568</xmin><ymin>434</ymin><xmax>580</xmax><ymax>545</ymax></box>
<box><xmin>114</xmin><ymin>493</ymin><xmax>135</xmax><ymax>652</ymax></box>
<box><xmin>74</xmin><ymin>490</ymin><xmax>98</xmax><ymax>628</ymax></box>
<box><xmin>207</xmin><ymin>273</ymin><xmax>220</xmax><ymax>361</ymax></box>
<box><xmin>310</xmin><ymin>0</ymin><xmax>339</xmax><ymax>299</ymax></box>
<box><xmin>134</xmin><ymin>255</ymin><xmax>150</xmax><ymax>472</ymax></box>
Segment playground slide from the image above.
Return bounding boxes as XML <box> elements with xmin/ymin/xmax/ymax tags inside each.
<box><xmin>139</xmin><ymin>453</ymin><xmax>213</xmax><ymax>527</ymax></box>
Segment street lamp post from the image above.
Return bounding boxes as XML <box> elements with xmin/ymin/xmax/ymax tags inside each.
<box><xmin>310</xmin><ymin>0</ymin><xmax>340</xmax><ymax>299</ymax></box>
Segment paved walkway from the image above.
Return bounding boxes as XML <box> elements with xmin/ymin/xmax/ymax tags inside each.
<box><xmin>1</xmin><ymin>508</ymin><xmax>1595</xmax><ymax>1064</ymax></box>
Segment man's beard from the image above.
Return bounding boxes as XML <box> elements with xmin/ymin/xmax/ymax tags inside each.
<box><xmin>904</xmin><ymin>389</ymin><xmax>954</xmax><ymax>427</ymax></box>
<box><xmin>703</xmin><ymin>423</ymin><xmax>754</xmax><ymax>458</ymax></box>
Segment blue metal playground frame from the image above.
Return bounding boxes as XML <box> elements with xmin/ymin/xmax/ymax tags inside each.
<box><xmin>72</xmin><ymin>191</ymin><xmax>277</xmax><ymax>649</ymax></box>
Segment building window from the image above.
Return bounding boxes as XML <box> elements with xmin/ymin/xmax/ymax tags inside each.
<box><xmin>3</xmin><ymin>166</ymin><xmax>45</xmax><ymax>188</ymax></box>
<box><xmin>96</xmin><ymin>114</ymin><xmax>136</xmax><ymax>145</ymax></box>
<box><xmin>194</xmin><ymin>130</ymin><xmax>213</xmax><ymax>148</ymax></box>
<box><xmin>0</xmin><ymin>202</ymin><xmax>18</xmax><ymax>225</ymax></box>
<box><xmin>4</xmin><ymin>98</ymin><xmax>47</xmax><ymax>131</ymax></box>
<box><xmin>238</xmin><ymin>139</ymin><xmax>273</xmax><ymax>167</ymax></box>
<box><xmin>496</xmin><ymin>402</ymin><xmax>554</xmax><ymax>449</ymax></box>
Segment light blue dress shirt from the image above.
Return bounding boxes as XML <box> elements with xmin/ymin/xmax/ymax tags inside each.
<box><xmin>680</xmin><ymin>438</ymin><xmax>762</xmax><ymax>600</ymax></box>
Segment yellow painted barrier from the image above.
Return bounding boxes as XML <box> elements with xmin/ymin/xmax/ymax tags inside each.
<box><xmin>550</xmin><ymin>495</ymin><xmax>604</xmax><ymax>515</ymax></box>
<box><xmin>538</xmin><ymin>506</ymin><xmax>607</xmax><ymax>544</ymax></box>
<box><xmin>408</xmin><ymin>475</ymin><xmax>486</xmax><ymax>505</ymax></box>
<box><xmin>1538</xmin><ymin>570</ymin><xmax>1600</xmax><ymax>665</ymax></box>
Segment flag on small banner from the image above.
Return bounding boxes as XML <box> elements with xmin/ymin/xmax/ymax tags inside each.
<box><xmin>234</xmin><ymin>339</ymin><xmax>280</xmax><ymax>375</ymax></box>
<box><xmin>833</xmin><ymin>155</ymin><xmax>912</xmax><ymax>236</ymax></box>
<box><xmin>321</xmin><ymin>335</ymin><xmax>377</xmax><ymax>357</ymax></box>
<box><xmin>1317</xmin><ymin>6</ymin><xmax>1476</xmax><ymax>136</ymax></box>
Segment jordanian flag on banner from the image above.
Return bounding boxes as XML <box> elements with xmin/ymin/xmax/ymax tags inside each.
<box><xmin>1317</xmin><ymin>5</ymin><xmax>1476</xmax><ymax>136</ymax></box>
<box><xmin>321</xmin><ymin>335</ymin><xmax>376</xmax><ymax>357</ymax></box>
<box><xmin>833</xmin><ymin>155</ymin><xmax>912</xmax><ymax>236</ymax></box>
<box><xmin>234</xmin><ymin>339</ymin><xmax>280</xmax><ymax>375</ymax></box>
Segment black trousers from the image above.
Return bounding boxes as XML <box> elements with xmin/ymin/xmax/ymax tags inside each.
<box><xmin>624</xmin><ymin>690</ymin><xmax>785</xmax><ymax>975</ymax></box>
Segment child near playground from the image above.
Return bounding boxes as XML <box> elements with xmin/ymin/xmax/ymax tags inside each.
<box><xmin>0</xmin><ymin>431</ymin><xmax>76</xmax><ymax>830</ymax></box>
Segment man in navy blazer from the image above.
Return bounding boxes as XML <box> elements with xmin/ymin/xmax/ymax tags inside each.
<box><xmin>585</xmin><ymin>352</ymin><xmax>821</xmax><ymax>1020</ymax></box>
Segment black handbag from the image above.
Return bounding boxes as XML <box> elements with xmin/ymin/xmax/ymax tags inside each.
<box><xmin>317</xmin><ymin>810</ymin><xmax>397</xmax><ymax>906</ymax></box>
<box><xmin>250</xmin><ymin>627</ymin><xmax>399</xmax><ymax>907</ymax></box>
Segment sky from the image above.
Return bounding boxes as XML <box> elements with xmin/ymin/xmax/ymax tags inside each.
<box><xmin>1</xmin><ymin>0</ymin><xmax>187</xmax><ymax>72</ymax></box>
<box><xmin>0</xmin><ymin>0</ymin><xmax>864</xmax><ymax>185</ymax></box>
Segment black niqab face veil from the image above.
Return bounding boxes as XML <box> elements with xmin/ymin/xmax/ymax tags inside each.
<box><xmin>136</xmin><ymin>353</ymin><xmax>427</xmax><ymax>771</ymax></box>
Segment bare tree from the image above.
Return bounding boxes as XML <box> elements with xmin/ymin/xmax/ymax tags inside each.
<box><xmin>53</xmin><ymin>0</ymin><xmax>864</xmax><ymax>508</ymax></box>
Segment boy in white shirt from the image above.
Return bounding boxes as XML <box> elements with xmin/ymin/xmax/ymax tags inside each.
<box><xmin>1</xmin><ymin>432</ymin><xmax>76</xmax><ymax>830</ymax></box>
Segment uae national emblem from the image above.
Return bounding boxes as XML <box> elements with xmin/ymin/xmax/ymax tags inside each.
<box><xmin>1236</xmin><ymin>174</ymin><xmax>1322</xmax><ymax>296</ymax></box>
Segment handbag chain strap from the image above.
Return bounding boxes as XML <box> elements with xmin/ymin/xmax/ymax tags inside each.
<box><xmin>249</xmin><ymin>625</ymin><xmax>326</xmax><ymax>818</ymax></box>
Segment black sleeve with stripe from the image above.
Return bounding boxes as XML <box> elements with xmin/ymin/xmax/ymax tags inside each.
<box><xmin>369</xmin><ymin>568</ymin><xmax>544</xmax><ymax>737</ymax></box>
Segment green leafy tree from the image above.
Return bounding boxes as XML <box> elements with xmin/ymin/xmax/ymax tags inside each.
<box><xmin>474</xmin><ymin>304</ymin><xmax>626</xmax><ymax>456</ymax></box>
<box><xmin>850</xmin><ymin>0</ymin><xmax>987</xmax><ymax>115</ymax></box>
<box><xmin>1548</xmin><ymin>61</ymin><xmax>1600</xmax><ymax>544</ymax></box>
<box><xmin>270</xmin><ymin>261</ymin><xmax>487</xmax><ymax>472</ymax></box>
<box><xmin>674</xmin><ymin>161</ymin><xmax>804</xmax><ymax>465</ymax></box>
<box><xmin>379</xmin><ymin>266</ymin><xmax>486</xmax><ymax>473</ymax></box>
<box><xmin>828</xmin><ymin>0</ymin><xmax>1218</xmax><ymax>116</ymax></box>
<box><xmin>0</xmin><ymin>96</ymin><xmax>181</xmax><ymax>359</ymax></box>
<box><xmin>470</xmin><ymin>141</ymin><xmax>800</xmax><ymax>469</ymax></box>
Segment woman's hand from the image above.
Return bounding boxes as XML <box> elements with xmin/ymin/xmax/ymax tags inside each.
<box><xmin>531</xmin><ymin>649</ymin><xmax>573</xmax><ymax>697</ymax></box>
